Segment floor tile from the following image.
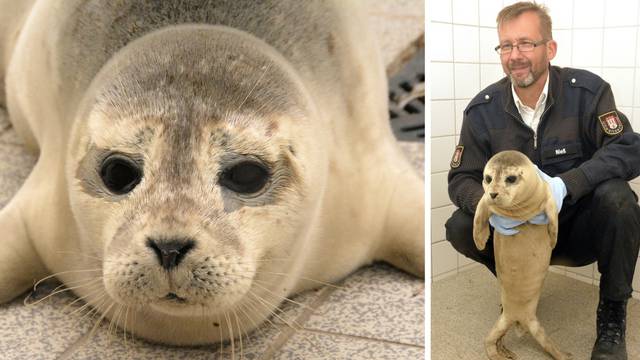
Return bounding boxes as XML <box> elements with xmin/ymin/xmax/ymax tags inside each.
<box><xmin>0</xmin><ymin>281</ymin><xmax>95</xmax><ymax>360</ymax></box>
<box><xmin>273</xmin><ymin>330</ymin><xmax>424</xmax><ymax>360</ymax></box>
<box><xmin>432</xmin><ymin>266</ymin><xmax>640</xmax><ymax>360</ymax></box>
<box><xmin>303</xmin><ymin>264</ymin><xmax>424</xmax><ymax>346</ymax></box>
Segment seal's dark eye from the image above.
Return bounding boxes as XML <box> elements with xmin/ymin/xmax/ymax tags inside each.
<box><xmin>505</xmin><ymin>175</ymin><xmax>517</xmax><ymax>184</ymax></box>
<box><xmin>485</xmin><ymin>175</ymin><xmax>492</xmax><ymax>184</ymax></box>
<box><xmin>100</xmin><ymin>156</ymin><xmax>142</xmax><ymax>195</ymax></box>
<box><xmin>219</xmin><ymin>161</ymin><xmax>270</xmax><ymax>194</ymax></box>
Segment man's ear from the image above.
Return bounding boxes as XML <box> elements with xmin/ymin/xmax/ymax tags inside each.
<box><xmin>546</xmin><ymin>39</ymin><xmax>557</xmax><ymax>61</ymax></box>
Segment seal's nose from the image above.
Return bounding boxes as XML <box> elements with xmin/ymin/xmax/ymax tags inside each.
<box><xmin>146</xmin><ymin>238</ymin><xmax>196</xmax><ymax>270</ymax></box>
<box><xmin>490</xmin><ymin>192</ymin><xmax>498</xmax><ymax>199</ymax></box>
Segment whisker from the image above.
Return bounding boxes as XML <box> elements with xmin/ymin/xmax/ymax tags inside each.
<box><xmin>245</xmin><ymin>291</ymin><xmax>302</xmax><ymax>332</ymax></box>
<box><xmin>224</xmin><ymin>311</ymin><xmax>235</xmax><ymax>360</ymax></box>
<box><xmin>32</xmin><ymin>269</ymin><xmax>102</xmax><ymax>291</ymax></box>
<box><xmin>233</xmin><ymin>310</ymin><xmax>244</xmax><ymax>360</ymax></box>
<box><xmin>25</xmin><ymin>278</ymin><xmax>104</xmax><ymax>306</ymax></box>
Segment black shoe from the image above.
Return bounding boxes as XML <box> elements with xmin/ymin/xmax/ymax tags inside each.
<box><xmin>591</xmin><ymin>297</ymin><xmax>628</xmax><ymax>360</ymax></box>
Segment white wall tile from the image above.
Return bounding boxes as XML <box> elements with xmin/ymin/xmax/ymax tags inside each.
<box><xmin>552</xmin><ymin>29</ymin><xmax>572</xmax><ymax>67</ymax></box>
<box><xmin>431</xmin><ymin>23</ymin><xmax>453</xmax><ymax>62</ymax></box>
<box><xmin>572</xmin><ymin>29</ymin><xmax>604</xmax><ymax>68</ymax></box>
<box><xmin>543</xmin><ymin>0</ymin><xmax>573</xmax><ymax>29</ymax></box>
<box><xmin>431</xmin><ymin>205</ymin><xmax>456</xmax><ymax>243</ymax></box>
<box><xmin>633</xmin><ymin>257</ymin><xmax>640</xmax><ymax>293</ymax></box>
<box><xmin>430</xmin><ymin>0</ymin><xmax>452</xmax><ymax>23</ymax></box>
<box><xmin>573</xmin><ymin>0</ymin><xmax>604</xmax><ymax>28</ymax></box>
<box><xmin>454</xmin><ymin>25</ymin><xmax>480</xmax><ymax>62</ymax></box>
<box><xmin>431</xmin><ymin>62</ymin><xmax>455</xmax><ymax>99</ymax></box>
<box><xmin>432</xmin><ymin>241</ymin><xmax>458</xmax><ymax>276</ymax></box>
<box><xmin>452</xmin><ymin>0</ymin><xmax>479</xmax><ymax>25</ymax></box>
<box><xmin>480</xmin><ymin>27</ymin><xmax>500</xmax><ymax>63</ymax></box>
<box><xmin>603</xmin><ymin>27</ymin><xmax>637</xmax><ymax>67</ymax></box>
<box><xmin>455</xmin><ymin>63</ymin><xmax>481</xmax><ymax>98</ymax></box>
<box><xmin>634</xmin><ymin>71</ymin><xmax>640</xmax><ymax>106</ymax></box>
<box><xmin>455</xmin><ymin>99</ymin><xmax>468</xmax><ymax>134</ymax></box>
<box><xmin>479</xmin><ymin>0</ymin><xmax>503</xmax><ymax>27</ymax></box>
<box><xmin>431</xmin><ymin>172</ymin><xmax>451</xmax><ymax>207</ymax></box>
<box><xmin>431</xmin><ymin>100</ymin><xmax>456</xmax><ymax>137</ymax></box>
<box><xmin>481</xmin><ymin>64</ymin><xmax>505</xmax><ymax>89</ymax></box>
<box><xmin>602</xmin><ymin>67</ymin><xmax>635</xmax><ymax>107</ymax></box>
<box><xmin>604</xmin><ymin>0</ymin><xmax>638</xmax><ymax>27</ymax></box>
<box><xmin>432</xmin><ymin>136</ymin><xmax>457</xmax><ymax>173</ymax></box>
<box><xmin>565</xmin><ymin>271</ymin><xmax>595</xmax><ymax>285</ymax></box>
<box><xmin>566</xmin><ymin>263</ymin><xmax>595</xmax><ymax>278</ymax></box>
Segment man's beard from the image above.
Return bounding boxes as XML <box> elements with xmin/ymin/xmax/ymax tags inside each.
<box><xmin>510</xmin><ymin>71</ymin><xmax>535</xmax><ymax>87</ymax></box>
<box><xmin>508</xmin><ymin>60</ymin><xmax>539</xmax><ymax>88</ymax></box>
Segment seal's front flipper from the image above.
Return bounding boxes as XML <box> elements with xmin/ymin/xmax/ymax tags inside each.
<box><xmin>376</xmin><ymin>172</ymin><xmax>424</xmax><ymax>278</ymax></box>
<box><xmin>544</xmin><ymin>194</ymin><xmax>558</xmax><ymax>249</ymax></box>
<box><xmin>473</xmin><ymin>196</ymin><xmax>491</xmax><ymax>250</ymax></box>
<box><xmin>0</xmin><ymin>194</ymin><xmax>47</xmax><ymax>303</ymax></box>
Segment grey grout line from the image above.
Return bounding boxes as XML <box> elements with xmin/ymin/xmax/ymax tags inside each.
<box><xmin>258</xmin><ymin>286</ymin><xmax>337</xmax><ymax>360</ymax></box>
<box><xmin>300</xmin><ymin>328</ymin><xmax>425</xmax><ymax>349</ymax></box>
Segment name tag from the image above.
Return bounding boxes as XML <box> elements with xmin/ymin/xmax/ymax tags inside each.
<box><xmin>542</xmin><ymin>143</ymin><xmax>580</xmax><ymax>160</ymax></box>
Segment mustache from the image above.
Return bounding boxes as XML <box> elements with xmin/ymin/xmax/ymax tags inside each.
<box><xmin>509</xmin><ymin>60</ymin><xmax>531</xmax><ymax>69</ymax></box>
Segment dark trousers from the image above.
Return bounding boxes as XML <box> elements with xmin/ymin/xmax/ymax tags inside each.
<box><xmin>445</xmin><ymin>179</ymin><xmax>640</xmax><ymax>301</ymax></box>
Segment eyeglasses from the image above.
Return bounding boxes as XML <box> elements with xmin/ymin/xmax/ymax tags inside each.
<box><xmin>494</xmin><ymin>40</ymin><xmax>547</xmax><ymax>54</ymax></box>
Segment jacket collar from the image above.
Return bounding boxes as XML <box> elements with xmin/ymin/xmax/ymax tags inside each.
<box><xmin>503</xmin><ymin>64</ymin><xmax>558</xmax><ymax>120</ymax></box>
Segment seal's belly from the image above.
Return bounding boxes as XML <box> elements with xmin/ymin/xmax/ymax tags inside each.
<box><xmin>495</xmin><ymin>223</ymin><xmax>552</xmax><ymax>303</ymax></box>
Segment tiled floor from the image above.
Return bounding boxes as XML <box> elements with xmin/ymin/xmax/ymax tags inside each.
<box><xmin>0</xmin><ymin>2</ymin><xmax>425</xmax><ymax>359</ymax></box>
<box><xmin>432</xmin><ymin>265</ymin><xmax>640</xmax><ymax>360</ymax></box>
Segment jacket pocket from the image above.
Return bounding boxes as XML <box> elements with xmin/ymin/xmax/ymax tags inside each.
<box><xmin>540</xmin><ymin>142</ymin><xmax>583</xmax><ymax>175</ymax></box>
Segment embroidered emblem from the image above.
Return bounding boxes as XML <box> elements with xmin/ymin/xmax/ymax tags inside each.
<box><xmin>555</xmin><ymin>148</ymin><xmax>567</xmax><ymax>155</ymax></box>
<box><xmin>598</xmin><ymin>111</ymin><xmax>624</xmax><ymax>136</ymax></box>
<box><xmin>450</xmin><ymin>145</ymin><xmax>464</xmax><ymax>168</ymax></box>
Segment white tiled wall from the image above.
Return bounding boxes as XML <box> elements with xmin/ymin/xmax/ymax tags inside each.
<box><xmin>429</xmin><ymin>0</ymin><xmax>640</xmax><ymax>299</ymax></box>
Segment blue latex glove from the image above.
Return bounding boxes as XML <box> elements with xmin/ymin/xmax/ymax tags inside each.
<box><xmin>489</xmin><ymin>166</ymin><xmax>567</xmax><ymax>235</ymax></box>
<box><xmin>489</xmin><ymin>215</ymin><xmax>524</xmax><ymax>235</ymax></box>
<box><xmin>533</xmin><ymin>165</ymin><xmax>567</xmax><ymax>212</ymax></box>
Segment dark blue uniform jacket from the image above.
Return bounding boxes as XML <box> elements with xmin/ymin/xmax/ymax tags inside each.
<box><xmin>448</xmin><ymin>65</ymin><xmax>640</xmax><ymax>214</ymax></box>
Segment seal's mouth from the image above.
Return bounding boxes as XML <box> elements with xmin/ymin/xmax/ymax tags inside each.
<box><xmin>162</xmin><ymin>292</ymin><xmax>188</xmax><ymax>303</ymax></box>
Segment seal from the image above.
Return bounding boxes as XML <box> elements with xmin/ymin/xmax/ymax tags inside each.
<box><xmin>0</xmin><ymin>0</ymin><xmax>424</xmax><ymax>346</ymax></box>
<box><xmin>473</xmin><ymin>151</ymin><xmax>571</xmax><ymax>360</ymax></box>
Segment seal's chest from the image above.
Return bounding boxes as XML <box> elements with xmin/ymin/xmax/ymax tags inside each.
<box><xmin>494</xmin><ymin>224</ymin><xmax>552</xmax><ymax>276</ymax></box>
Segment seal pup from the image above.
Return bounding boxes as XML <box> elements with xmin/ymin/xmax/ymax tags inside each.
<box><xmin>0</xmin><ymin>0</ymin><xmax>424</xmax><ymax>346</ymax></box>
<box><xmin>473</xmin><ymin>151</ymin><xmax>571</xmax><ymax>360</ymax></box>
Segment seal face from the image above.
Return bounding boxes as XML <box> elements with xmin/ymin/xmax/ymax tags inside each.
<box><xmin>0</xmin><ymin>0</ymin><xmax>424</xmax><ymax>346</ymax></box>
<box><xmin>71</xmin><ymin>28</ymin><xmax>319</xmax><ymax>319</ymax></box>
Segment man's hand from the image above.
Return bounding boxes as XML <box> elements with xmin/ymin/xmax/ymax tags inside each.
<box><xmin>534</xmin><ymin>165</ymin><xmax>567</xmax><ymax>211</ymax></box>
<box><xmin>489</xmin><ymin>167</ymin><xmax>567</xmax><ymax>235</ymax></box>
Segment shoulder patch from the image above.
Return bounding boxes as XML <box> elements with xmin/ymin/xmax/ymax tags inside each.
<box><xmin>450</xmin><ymin>145</ymin><xmax>464</xmax><ymax>168</ymax></box>
<box><xmin>598</xmin><ymin>111</ymin><xmax>624</xmax><ymax>136</ymax></box>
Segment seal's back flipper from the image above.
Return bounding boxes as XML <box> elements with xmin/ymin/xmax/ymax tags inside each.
<box><xmin>0</xmin><ymin>185</ymin><xmax>47</xmax><ymax>303</ymax></box>
<box><xmin>375</xmin><ymin>168</ymin><xmax>424</xmax><ymax>278</ymax></box>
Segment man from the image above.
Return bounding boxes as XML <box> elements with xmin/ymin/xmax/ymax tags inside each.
<box><xmin>446</xmin><ymin>2</ymin><xmax>640</xmax><ymax>359</ymax></box>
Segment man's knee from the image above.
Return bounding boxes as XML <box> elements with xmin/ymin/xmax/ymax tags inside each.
<box><xmin>445</xmin><ymin>209</ymin><xmax>475</xmax><ymax>253</ymax></box>
<box><xmin>592</xmin><ymin>179</ymin><xmax>640</xmax><ymax>215</ymax></box>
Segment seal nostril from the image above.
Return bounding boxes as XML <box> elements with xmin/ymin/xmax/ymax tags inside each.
<box><xmin>146</xmin><ymin>238</ymin><xmax>196</xmax><ymax>270</ymax></box>
<box><xmin>490</xmin><ymin>192</ymin><xmax>499</xmax><ymax>199</ymax></box>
